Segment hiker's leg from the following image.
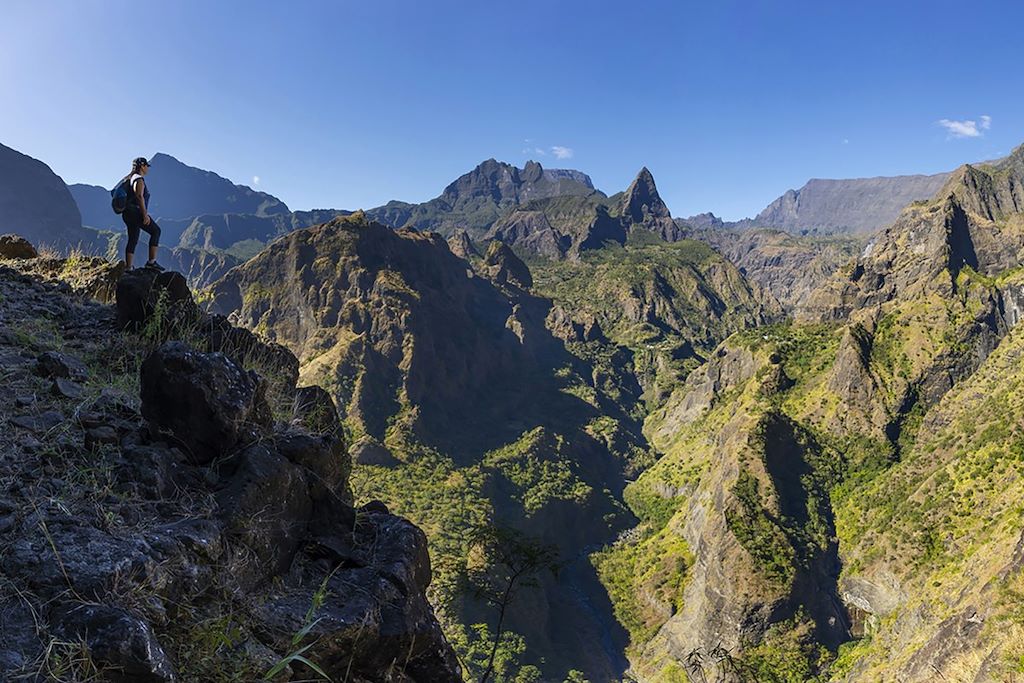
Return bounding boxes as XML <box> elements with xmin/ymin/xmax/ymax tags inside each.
<box><xmin>143</xmin><ymin>220</ymin><xmax>161</xmax><ymax>263</ymax></box>
<box><xmin>124</xmin><ymin>214</ymin><xmax>141</xmax><ymax>269</ymax></box>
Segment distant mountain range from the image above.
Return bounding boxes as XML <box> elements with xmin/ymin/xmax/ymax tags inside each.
<box><xmin>67</xmin><ymin>154</ymin><xmax>352</xmax><ymax>280</ymax></box>
<box><xmin>0</xmin><ymin>141</ymin><xmax>974</xmax><ymax>305</ymax></box>
<box><xmin>71</xmin><ymin>152</ymin><xmax>289</xmax><ymax>230</ymax></box>
<box><xmin>748</xmin><ymin>172</ymin><xmax>952</xmax><ymax>234</ymax></box>
<box><xmin>366</xmin><ymin>158</ymin><xmax>600</xmax><ymax>238</ymax></box>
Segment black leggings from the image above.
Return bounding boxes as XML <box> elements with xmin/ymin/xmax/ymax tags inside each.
<box><xmin>122</xmin><ymin>207</ymin><xmax>161</xmax><ymax>254</ymax></box>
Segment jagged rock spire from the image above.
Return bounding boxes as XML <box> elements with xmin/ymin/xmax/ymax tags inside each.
<box><xmin>620</xmin><ymin>167</ymin><xmax>671</xmax><ymax>224</ymax></box>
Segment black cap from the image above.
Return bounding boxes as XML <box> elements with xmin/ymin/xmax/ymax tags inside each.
<box><xmin>133</xmin><ymin>157</ymin><xmax>150</xmax><ymax>167</ymax></box>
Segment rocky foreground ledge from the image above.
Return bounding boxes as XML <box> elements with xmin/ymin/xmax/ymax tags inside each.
<box><xmin>0</xmin><ymin>238</ymin><xmax>461</xmax><ymax>682</ymax></box>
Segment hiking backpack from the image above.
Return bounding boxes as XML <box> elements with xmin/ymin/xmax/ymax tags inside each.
<box><xmin>110</xmin><ymin>176</ymin><xmax>133</xmax><ymax>214</ymax></box>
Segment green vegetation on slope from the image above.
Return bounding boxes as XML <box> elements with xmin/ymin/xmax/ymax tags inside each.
<box><xmin>531</xmin><ymin>239</ymin><xmax>776</xmax><ymax>405</ymax></box>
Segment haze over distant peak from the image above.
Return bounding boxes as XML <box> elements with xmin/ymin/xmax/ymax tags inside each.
<box><xmin>750</xmin><ymin>172</ymin><xmax>951</xmax><ymax>234</ymax></box>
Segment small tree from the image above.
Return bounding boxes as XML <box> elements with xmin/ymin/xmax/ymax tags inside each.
<box><xmin>465</xmin><ymin>525</ymin><xmax>559</xmax><ymax>683</ymax></box>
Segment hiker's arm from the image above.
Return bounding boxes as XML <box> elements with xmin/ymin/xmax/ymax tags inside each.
<box><xmin>134</xmin><ymin>179</ymin><xmax>151</xmax><ymax>225</ymax></box>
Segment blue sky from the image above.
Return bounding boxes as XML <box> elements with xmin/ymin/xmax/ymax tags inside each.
<box><xmin>2</xmin><ymin>0</ymin><xmax>1021</xmax><ymax>220</ymax></box>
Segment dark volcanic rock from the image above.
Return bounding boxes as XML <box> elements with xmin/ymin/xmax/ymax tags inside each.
<box><xmin>36</xmin><ymin>350</ymin><xmax>88</xmax><ymax>381</ymax></box>
<box><xmin>0</xmin><ymin>260</ymin><xmax>461</xmax><ymax>682</ymax></box>
<box><xmin>53</xmin><ymin>603</ymin><xmax>177</xmax><ymax>682</ymax></box>
<box><xmin>293</xmin><ymin>384</ymin><xmax>344</xmax><ymax>439</ymax></box>
<box><xmin>140</xmin><ymin>341</ymin><xmax>272</xmax><ymax>463</ymax></box>
<box><xmin>255</xmin><ymin>508</ymin><xmax>460</xmax><ymax>682</ymax></box>
<box><xmin>116</xmin><ymin>268</ymin><xmax>196</xmax><ymax>330</ymax></box>
<box><xmin>51</xmin><ymin>377</ymin><xmax>84</xmax><ymax>400</ymax></box>
<box><xmin>0</xmin><ymin>234</ymin><xmax>38</xmax><ymax>259</ymax></box>
<box><xmin>218</xmin><ymin>443</ymin><xmax>313</xmax><ymax>585</ymax></box>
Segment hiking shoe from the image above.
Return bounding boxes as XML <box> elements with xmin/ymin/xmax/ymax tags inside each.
<box><xmin>145</xmin><ymin>260</ymin><xmax>165</xmax><ymax>272</ymax></box>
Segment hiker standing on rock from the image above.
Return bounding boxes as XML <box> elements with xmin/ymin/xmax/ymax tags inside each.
<box><xmin>122</xmin><ymin>157</ymin><xmax>164</xmax><ymax>271</ymax></box>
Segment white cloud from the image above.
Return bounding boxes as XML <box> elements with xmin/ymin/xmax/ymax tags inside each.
<box><xmin>534</xmin><ymin>147</ymin><xmax>547</xmax><ymax>156</ymax></box>
<box><xmin>551</xmin><ymin>146</ymin><xmax>574</xmax><ymax>160</ymax></box>
<box><xmin>252</xmin><ymin>175</ymin><xmax>261</xmax><ymax>186</ymax></box>
<box><xmin>842</xmin><ymin>138</ymin><xmax>850</xmax><ymax>145</ymax></box>
<box><xmin>938</xmin><ymin>116</ymin><xmax>991</xmax><ymax>139</ymax></box>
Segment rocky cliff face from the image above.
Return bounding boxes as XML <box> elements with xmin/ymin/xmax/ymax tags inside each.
<box><xmin>616</xmin><ymin>167</ymin><xmax>684</xmax><ymax>242</ymax></box>
<box><xmin>208</xmin><ymin>212</ymin><xmax>652</xmax><ymax>679</ymax></box>
<box><xmin>0</xmin><ymin>143</ymin><xmax>97</xmax><ymax>250</ymax></box>
<box><xmin>752</xmin><ymin>173</ymin><xmax>950</xmax><ymax>234</ymax></box>
<box><xmin>367</xmin><ymin>159</ymin><xmax>601</xmax><ymax>239</ymax></box>
<box><xmin>0</xmin><ymin>246</ymin><xmax>459</xmax><ymax>682</ymax></box>
<box><xmin>210</xmin><ymin>213</ymin><xmax>576</xmax><ymax>456</ymax></box>
<box><xmin>606</xmin><ymin>144</ymin><xmax>1024</xmax><ymax>681</ymax></box>
<box><xmin>800</xmin><ymin>146</ymin><xmax>1024</xmax><ymax>323</ymax></box>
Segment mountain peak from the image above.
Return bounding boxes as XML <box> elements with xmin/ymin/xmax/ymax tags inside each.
<box><xmin>620</xmin><ymin>166</ymin><xmax>671</xmax><ymax>222</ymax></box>
<box><xmin>129</xmin><ymin>152</ymin><xmax>290</xmax><ymax>219</ymax></box>
<box><xmin>522</xmin><ymin>159</ymin><xmax>544</xmax><ymax>183</ymax></box>
<box><xmin>995</xmin><ymin>142</ymin><xmax>1024</xmax><ymax>172</ymax></box>
<box><xmin>940</xmin><ymin>152</ymin><xmax>1024</xmax><ymax>223</ymax></box>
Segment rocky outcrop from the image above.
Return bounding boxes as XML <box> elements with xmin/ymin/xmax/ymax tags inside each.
<box><xmin>0</xmin><ymin>234</ymin><xmax>39</xmax><ymax>259</ymax></box>
<box><xmin>115</xmin><ymin>268</ymin><xmax>196</xmax><ymax>329</ymax></box>
<box><xmin>618</xmin><ymin>167</ymin><xmax>683</xmax><ymax>241</ymax></box>
<box><xmin>482</xmin><ymin>241</ymin><xmax>533</xmax><ymax>290</ymax></box>
<box><xmin>0</xmin><ymin>258</ymin><xmax>460</xmax><ymax>682</ymax></box>
<box><xmin>0</xmin><ymin>237</ymin><xmax>125</xmax><ymax>301</ymax></box>
<box><xmin>140</xmin><ymin>341</ymin><xmax>273</xmax><ymax>463</ymax></box>
<box><xmin>446</xmin><ymin>228</ymin><xmax>480</xmax><ymax>260</ymax></box>
<box><xmin>486</xmin><ymin>209</ymin><xmax>568</xmax><ymax>258</ymax></box>
<box><xmin>0</xmin><ymin>143</ymin><xmax>97</xmax><ymax>250</ymax></box>
<box><xmin>647</xmin><ymin>341</ymin><xmax>758</xmax><ymax>434</ymax></box>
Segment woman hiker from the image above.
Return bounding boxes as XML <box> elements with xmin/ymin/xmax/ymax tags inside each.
<box><xmin>122</xmin><ymin>156</ymin><xmax>164</xmax><ymax>270</ymax></box>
